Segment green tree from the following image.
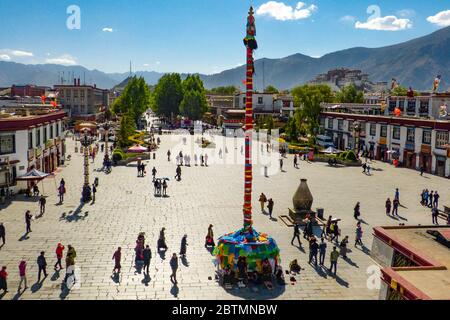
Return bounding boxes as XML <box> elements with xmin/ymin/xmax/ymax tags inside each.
<box><xmin>117</xmin><ymin>111</ymin><xmax>136</xmax><ymax>148</ymax></box>
<box><xmin>390</xmin><ymin>85</ymin><xmax>408</xmax><ymax>96</ymax></box>
<box><xmin>208</xmin><ymin>86</ymin><xmax>239</xmax><ymax>95</ymax></box>
<box><xmin>111</xmin><ymin>76</ymin><xmax>151</xmax><ymax>126</ymax></box>
<box><xmin>152</xmin><ymin>73</ymin><xmax>183</xmax><ymax>118</ymax></box>
<box><xmin>335</xmin><ymin>84</ymin><xmax>364</xmax><ymax>103</ymax></box>
<box><xmin>179</xmin><ymin>75</ymin><xmax>208</xmax><ymax>120</ymax></box>
<box><xmin>291</xmin><ymin>84</ymin><xmax>334</xmax><ymax>137</ymax></box>
<box><xmin>264</xmin><ymin>85</ymin><xmax>279</xmax><ymax>94</ymax></box>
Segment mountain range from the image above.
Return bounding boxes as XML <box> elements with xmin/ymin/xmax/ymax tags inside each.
<box><xmin>1</xmin><ymin>26</ymin><xmax>449</xmax><ymax>91</ymax></box>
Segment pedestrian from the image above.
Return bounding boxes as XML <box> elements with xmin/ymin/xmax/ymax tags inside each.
<box><xmin>355</xmin><ymin>222</ymin><xmax>363</xmax><ymax>246</ymax></box>
<box><xmin>0</xmin><ymin>266</ymin><xmax>8</xmax><ymax>293</ymax></box>
<box><xmin>290</xmin><ymin>223</ymin><xmax>302</xmax><ymax>246</ymax></box>
<box><xmin>18</xmin><ymin>260</ymin><xmax>28</xmax><ymax>291</ymax></box>
<box><xmin>433</xmin><ymin>191</ymin><xmax>439</xmax><ymax>209</ymax></box>
<box><xmin>167</xmin><ymin>150</ymin><xmax>171</xmax><ymax>162</ymax></box>
<box><xmin>194</xmin><ymin>154</ymin><xmax>198</xmax><ymax>166</ymax></box>
<box><xmin>170</xmin><ymin>253</ymin><xmax>178</xmax><ymax>284</ymax></box>
<box><xmin>39</xmin><ymin>195</ymin><xmax>46</xmax><ymax>215</ymax></box>
<box><xmin>180</xmin><ymin>235</ymin><xmax>188</xmax><ymax>257</ymax></box>
<box><xmin>205</xmin><ymin>224</ymin><xmax>215</xmax><ymax>247</ymax></box>
<box><xmin>162</xmin><ymin>179</ymin><xmax>168</xmax><ymax>196</ymax></box>
<box><xmin>54</xmin><ymin>243</ymin><xmax>65</xmax><ymax>271</ymax></box>
<box><xmin>392</xmin><ymin>198</ymin><xmax>399</xmax><ymax>216</ymax></box>
<box><xmin>0</xmin><ymin>222</ymin><xmax>5</xmax><ymax>246</ymax></box>
<box><xmin>58</xmin><ymin>183</ymin><xmax>65</xmax><ymax>204</ymax></box>
<box><xmin>394</xmin><ymin>188</ymin><xmax>400</xmax><ymax>204</ymax></box>
<box><xmin>331</xmin><ymin>221</ymin><xmax>339</xmax><ymax>243</ymax></box>
<box><xmin>353</xmin><ymin>202</ymin><xmax>361</xmax><ymax>220</ymax></box>
<box><xmin>25</xmin><ymin>210</ymin><xmax>32</xmax><ymax>233</ymax></box>
<box><xmin>309</xmin><ymin>238</ymin><xmax>319</xmax><ymax>267</ymax></box>
<box><xmin>294</xmin><ymin>154</ymin><xmax>298</xmax><ymax>168</ymax></box>
<box><xmin>432</xmin><ymin>207</ymin><xmax>439</xmax><ymax>225</ymax></box>
<box><xmin>339</xmin><ymin>236</ymin><xmax>349</xmax><ymax>259</ymax></box>
<box><xmin>362</xmin><ymin>162</ymin><xmax>367</xmax><ymax>173</ymax></box>
<box><xmin>319</xmin><ymin>237</ymin><xmax>327</xmax><ymax>265</ymax></box>
<box><xmin>112</xmin><ymin>247</ymin><xmax>122</xmax><ymax>274</ymax></box>
<box><xmin>424</xmin><ymin>189</ymin><xmax>429</xmax><ymax>206</ymax></box>
<box><xmin>37</xmin><ymin>251</ymin><xmax>48</xmax><ymax>282</ymax></box>
<box><xmin>428</xmin><ymin>191</ymin><xmax>434</xmax><ymax>208</ymax></box>
<box><xmin>64</xmin><ymin>245</ymin><xmax>77</xmax><ymax>284</ymax></box>
<box><xmin>157</xmin><ymin>228</ymin><xmax>168</xmax><ymax>251</ymax></box>
<box><xmin>279</xmin><ymin>158</ymin><xmax>283</xmax><ymax>171</ymax></box>
<box><xmin>267</xmin><ymin>198</ymin><xmax>274</xmax><ymax>218</ymax></box>
<box><xmin>258</xmin><ymin>193</ymin><xmax>267</xmax><ymax>213</ymax></box>
<box><xmin>143</xmin><ymin>245</ymin><xmax>152</xmax><ymax>275</ymax></box>
<box><xmin>149</xmin><ymin>167</ymin><xmax>156</xmax><ymax>183</ymax></box>
<box><xmin>175</xmin><ymin>165</ymin><xmax>182</xmax><ymax>181</ymax></box>
<box><xmin>200</xmin><ymin>154</ymin><xmax>204</xmax><ymax>166</ymax></box>
<box><xmin>325</xmin><ymin>216</ymin><xmax>332</xmax><ymax>240</ymax></box>
<box><xmin>92</xmin><ymin>184</ymin><xmax>97</xmax><ymax>202</ymax></box>
<box><xmin>329</xmin><ymin>247</ymin><xmax>339</xmax><ymax>276</ymax></box>
<box><xmin>420</xmin><ymin>165</ymin><xmax>424</xmax><ymax>176</ymax></box>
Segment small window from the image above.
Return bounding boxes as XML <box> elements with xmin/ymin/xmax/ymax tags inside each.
<box><xmin>370</xmin><ymin>123</ymin><xmax>376</xmax><ymax>136</ymax></box>
<box><xmin>258</xmin><ymin>97</ymin><xmax>263</xmax><ymax>104</ymax></box>
<box><xmin>380</xmin><ymin>125</ymin><xmax>387</xmax><ymax>137</ymax></box>
<box><xmin>338</xmin><ymin>119</ymin><xmax>343</xmax><ymax>131</ymax></box>
<box><xmin>407</xmin><ymin>128</ymin><xmax>415</xmax><ymax>143</ymax></box>
<box><xmin>328</xmin><ymin>119</ymin><xmax>333</xmax><ymax>129</ymax></box>
<box><xmin>392</xmin><ymin>126</ymin><xmax>401</xmax><ymax>140</ymax></box>
<box><xmin>28</xmin><ymin>131</ymin><xmax>33</xmax><ymax>150</ymax></box>
<box><xmin>435</xmin><ymin>131</ymin><xmax>449</xmax><ymax>149</ymax></box>
<box><xmin>422</xmin><ymin>130</ymin><xmax>432</xmax><ymax>145</ymax></box>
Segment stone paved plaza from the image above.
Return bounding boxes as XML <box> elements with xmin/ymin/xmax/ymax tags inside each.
<box><xmin>0</xmin><ymin>131</ymin><xmax>449</xmax><ymax>300</ymax></box>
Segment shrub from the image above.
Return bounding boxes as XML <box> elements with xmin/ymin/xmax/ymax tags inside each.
<box><xmin>345</xmin><ymin>150</ymin><xmax>357</xmax><ymax>161</ymax></box>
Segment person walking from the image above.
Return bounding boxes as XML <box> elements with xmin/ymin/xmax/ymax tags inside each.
<box><xmin>258</xmin><ymin>193</ymin><xmax>267</xmax><ymax>213</ymax></box>
<box><xmin>162</xmin><ymin>179</ymin><xmax>168</xmax><ymax>196</ymax></box>
<box><xmin>205</xmin><ymin>224</ymin><xmax>215</xmax><ymax>247</ymax></box>
<box><xmin>112</xmin><ymin>247</ymin><xmax>121</xmax><ymax>274</ymax></box>
<box><xmin>180</xmin><ymin>235</ymin><xmax>188</xmax><ymax>258</ymax></box>
<box><xmin>267</xmin><ymin>198</ymin><xmax>274</xmax><ymax>219</ymax></box>
<box><xmin>175</xmin><ymin>165</ymin><xmax>182</xmax><ymax>181</ymax></box>
<box><xmin>433</xmin><ymin>191</ymin><xmax>440</xmax><ymax>209</ymax></box>
<box><xmin>157</xmin><ymin>228</ymin><xmax>168</xmax><ymax>251</ymax></box>
<box><xmin>432</xmin><ymin>207</ymin><xmax>439</xmax><ymax>225</ymax></box>
<box><xmin>279</xmin><ymin>158</ymin><xmax>283</xmax><ymax>171</ymax></box>
<box><xmin>353</xmin><ymin>202</ymin><xmax>361</xmax><ymax>220</ymax></box>
<box><xmin>0</xmin><ymin>266</ymin><xmax>8</xmax><ymax>293</ymax></box>
<box><xmin>37</xmin><ymin>251</ymin><xmax>48</xmax><ymax>282</ymax></box>
<box><xmin>293</xmin><ymin>154</ymin><xmax>298</xmax><ymax>168</ymax></box>
<box><xmin>420</xmin><ymin>165</ymin><xmax>425</xmax><ymax>176</ymax></box>
<box><xmin>18</xmin><ymin>260</ymin><xmax>28</xmax><ymax>291</ymax></box>
<box><xmin>64</xmin><ymin>245</ymin><xmax>77</xmax><ymax>284</ymax></box>
<box><xmin>339</xmin><ymin>236</ymin><xmax>349</xmax><ymax>259</ymax></box>
<box><xmin>54</xmin><ymin>243</ymin><xmax>65</xmax><ymax>271</ymax></box>
<box><xmin>392</xmin><ymin>198</ymin><xmax>399</xmax><ymax>217</ymax></box>
<box><xmin>170</xmin><ymin>253</ymin><xmax>179</xmax><ymax>284</ymax></box>
<box><xmin>0</xmin><ymin>222</ymin><xmax>5</xmax><ymax>246</ymax></box>
<box><xmin>92</xmin><ymin>184</ymin><xmax>97</xmax><ymax>203</ymax></box>
<box><xmin>143</xmin><ymin>245</ymin><xmax>152</xmax><ymax>275</ymax></box>
<box><xmin>167</xmin><ymin>150</ymin><xmax>171</xmax><ymax>162</ymax></box>
<box><xmin>25</xmin><ymin>210</ymin><xmax>32</xmax><ymax>233</ymax></box>
<box><xmin>58</xmin><ymin>183</ymin><xmax>65</xmax><ymax>204</ymax></box>
<box><xmin>385</xmin><ymin>198</ymin><xmax>391</xmax><ymax>215</ymax></box>
<box><xmin>319</xmin><ymin>238</ymin><xmax>327</xmax><ymax>265</ymax></box>
<box><xmin>39</xmin><ymin>195</ymin><xmax>46</xmax><ymax>215</ymax></box>
<box><xmin>330</xmin><ymin>221</ymin><xmax>340</xmax><ymax>243</ymax></box>
<box><xmin>428</xmin><ymin>191</ymin><xmax>434</xmax><ymax>208</ymax></box>
<box><xmin>329</xmin><ymin>247</ymin><xmax>339</xmax><ymax>276</ymax></box>
<box><xmin>291</xmin><ymin>223</ymin><xmax>302</xmax><ymax>247</ymax></box>
<box><xmin>152</xmin><ymin>167</ymin><xmax>157</xmax><ymax>181</ymax></box>
<box><xmin>362</xmin><ymin>162</ymin><xmax>367</xmax><ymax>174</ymax></box>
<box><xmin>308</xmin><ymin>238</ymin><xmax>319</xmax><ymax>267</ymax></box>
<box><xmin>355</xmin><ymin>222</ymin><xmax>363</xmax><ymax>247</ymax></box>
<box><xmin>394</xmin><ymin>188</ymin><xmax>400</xmax><ymax>204</ymax></box>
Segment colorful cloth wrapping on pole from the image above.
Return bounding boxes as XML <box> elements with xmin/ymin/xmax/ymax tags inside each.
<box><xmin>214</xmin><ymin>228</ymin><xmax>280</xmax><ymax>272</ymax></box>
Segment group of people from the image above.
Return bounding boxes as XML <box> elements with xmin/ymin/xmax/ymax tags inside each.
<box><xmin>361</xmin><ymin>162</ymin><xmax>372</xmax><ymax>175</ymax></box>
<box><xmin>420</xmin><ymin>189</ymin><xmax>440</xmax><ymax>209</ymax></box>
<box><xmin>385</xmin><ymin>188</ymin><xmax>401</xmax><ymax>217</ymax></box>
<box><xmin>258</xmin><ymin>193</ymin><xmax>275</xmax><ymax>219</ymax></box>
<box><xmin>137</xmin><ymin>162</ymin><xmax>146</xmax><ymax>177</ymax></box>
<box><xmin>0</xmin><ymin>243</ymin><xmax>77</xmax><ymax>294</ymax></box>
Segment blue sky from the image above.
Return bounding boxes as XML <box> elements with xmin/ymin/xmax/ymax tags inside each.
<box><xmin>0</xmin><ymin>0</ymin><xmax>449</xmax><ymax>74</ymax></box>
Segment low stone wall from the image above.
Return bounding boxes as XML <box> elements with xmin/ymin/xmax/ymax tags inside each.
<box><xmin>116</xmin><ymin>153</ymin><xmax>151</xmax><ymax>166</ymax></box>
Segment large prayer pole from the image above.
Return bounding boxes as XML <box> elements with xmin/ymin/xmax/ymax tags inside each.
<box><xmin>243</xmin><ymin>6</ymin><xmax>258</xmax><ymax>233</ymax></box>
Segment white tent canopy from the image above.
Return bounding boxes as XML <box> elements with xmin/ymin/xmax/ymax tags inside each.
<box><xmin>323</xmin><ymin>146</ymin><xmax>340</xmax><ymax>154</ymax></box>
<box><xmin>16</xmin><ymin>169</ymin><xmax>49</xmax><ymax>180</ymax></box>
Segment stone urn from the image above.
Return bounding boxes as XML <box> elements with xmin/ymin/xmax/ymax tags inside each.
<box><xmin>289</xmin><ymin>179</ymin><xmax>315</xmax><ymax>223</ymax></box>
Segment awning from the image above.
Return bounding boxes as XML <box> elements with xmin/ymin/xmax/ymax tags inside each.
<box><xmin>16</xmin><ymin>169</ymin><xmax>49</xmax><ymax>181</ymax></box>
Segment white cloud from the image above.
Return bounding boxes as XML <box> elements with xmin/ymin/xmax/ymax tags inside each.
<box><xmin>355</xmin><ymin>15</ymin><xmax>412</xmax><ymax>31</ymax></box>
<box><xmin>45</xmin><ymin>54</ymin><xmax>77</xmax><ymax>65</ymax></box>
<box><xmin>427</xmin><ymin>10</ymin><xmax>450</xmax><ymax>27</ymax></box>
<box><xmin>155</xmin><ymin>61</ymin><xmax>161</xmax><ymax>65</ymax></box>
<box><xmin>0</xmin><ymin>54</ymin><xmax>11</xmax><ymax>61</ymax></box>
<box><xmin>10</xmin><ymin>50</ymin><xmax>34</xmax><ymax>57</ymax></box>
<box><xmin>102</xmin><ymin>27</ymin><xmax>114</xmax><ymax>32</ymax></box>
<box><xmin>340</xmin><ymin>15</ymin><xmax>356</xmax><ymax>24</ymax></box>
<box><xmin>397</xmin><ymin>9</ymin><xmax>415</xmax><ymax>18</ymax></box>
<box><xmin>143</xmin><ymin>63</ymin><xmax>150</xmax><ymax>67</ymax></box>
<box><xmin>256</xmin><ymin>1</ymin><xmax>317</xmax><ymax>21</ymax></box>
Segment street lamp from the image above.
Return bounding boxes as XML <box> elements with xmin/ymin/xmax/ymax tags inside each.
<box><xmin>353</xmin><ymin>121</ymin><xmax>361</xmax><ymax>154</ymax></box>
<box><xmin>103</xmin><ymin>121</ymin><xmax>111</xmax><ymax>158</ymax></box>
<box><xmin>80</xmin><ymin>129</ymin><xmax>92</xmax><ymax>202</ymax></box>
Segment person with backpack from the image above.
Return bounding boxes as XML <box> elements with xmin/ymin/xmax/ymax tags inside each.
<box><xmin>258</xmin><ymin>193</ymin><xmax>267</xmax><ymax>213</ymax></box>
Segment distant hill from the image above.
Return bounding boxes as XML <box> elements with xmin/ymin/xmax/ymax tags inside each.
<box><xmin>0</xmin><ymin>26</ymin><xmax>449</xmax><ymax>91</ymax></box>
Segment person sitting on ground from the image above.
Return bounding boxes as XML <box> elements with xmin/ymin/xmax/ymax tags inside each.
<box><xmin>247</xmin><ymin>271</ymin><xmax>259</xmax><ymax>286</ymax></box>
<box><xmin>261</xmin><ymin>258</ymin><xmax>273</xmax><ymax>289</ymax></box>
<box><xmin>289</xmin><ymin>259</ymin><xmax>301</xmax><ymax>273</ymax></box>
<box><xmin>237</xmin><ymin>257</ymin><xmax>248</xmax><ymax>285</ymax></box>
<box><xmin>223</xmin><ymin>266</ymin><xmax>235</xmax><ymax>287</ymax></box>
<box><xmin>274</xmin><ymin>264</ymin><xmax>285</xmax><ymax>285</ymax></box>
